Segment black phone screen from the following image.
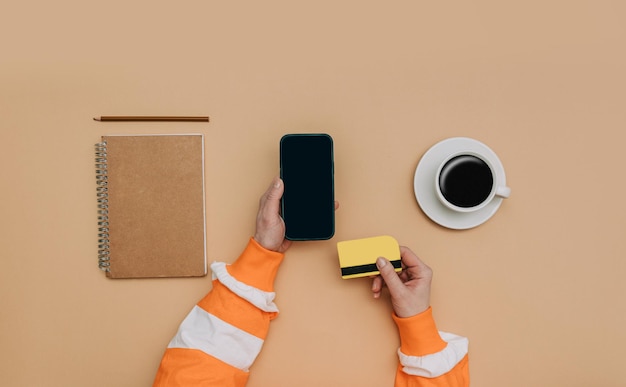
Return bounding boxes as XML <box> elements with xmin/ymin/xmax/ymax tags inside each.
<box><xmin>280</xmin><ymin>134</ymin><xmax>335</xmax><ymax>240</ymax></box>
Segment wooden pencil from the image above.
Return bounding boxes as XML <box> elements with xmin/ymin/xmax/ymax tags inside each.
<box><xmin>94</xmin><ymin>116</ymin><xmax>209</xmax><ymax>122</ymax></box>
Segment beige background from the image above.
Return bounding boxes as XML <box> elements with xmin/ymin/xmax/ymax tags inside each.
<box><xmin>1</xmin><ymin>1</ymin><xmax>625</xmax><ymax>386</ymax></box>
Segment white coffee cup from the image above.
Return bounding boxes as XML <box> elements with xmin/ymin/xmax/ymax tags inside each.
<box><xmin>435</xmin><ymin>151</ymin><xmax>510</xmax><ymax>213</ymax></box>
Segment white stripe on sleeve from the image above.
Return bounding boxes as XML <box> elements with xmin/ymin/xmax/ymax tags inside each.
<box><xmin>398</xmin><ymin>331</ymin><xmax>469</xmax><ymax>378</ymax></box>
<box><xmin>168</xmin><ymin>305</ymin><xmax>264</xmax><ymax>371</ymax></box>
<box><xmin>210</xmin><ymin>261</ymin><xmax>279</xmax><ymax>313</ymax></box>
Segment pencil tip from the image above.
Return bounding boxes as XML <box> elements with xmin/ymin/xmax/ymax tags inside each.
<box><xmin>93</xmin><ymin>117</ymin><xmax>101</xmax><ymax>121</ymax></box>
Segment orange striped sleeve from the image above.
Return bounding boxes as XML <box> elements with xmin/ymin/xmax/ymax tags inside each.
<box><xmin>153</xmin><ymin>238</ymin><xmax>284</xmax><ymax>387</ymax></box>
<box><xmin>227</xmin><ymin>237</ymin><xmax>284</xmax><ymax>292</ymax></box>
<box><xmin>392</xmin><ymin>308</ymin><xmax>470</xmax><ymax>387</ymax></box>
<box><xmin>197</xmin><ymin>280</ymin><xmax>273</xmax><ymax>340</ymax></box>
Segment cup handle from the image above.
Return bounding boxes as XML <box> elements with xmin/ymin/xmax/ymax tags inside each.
<box><xmin>496</xmin><ymin>186</ymin><xmax>511</xmax><ymax>198</ymax></box>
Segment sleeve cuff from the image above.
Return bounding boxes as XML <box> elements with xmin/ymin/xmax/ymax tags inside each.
<box><xmin>226</xmin><ymin>238</ymin><xmax>285</xmax><ymax>292</ymax></box>
<box><xmin>392</xmin><ymin>307</ymin><xmax>447</xmax><ymax>356</ymax></box>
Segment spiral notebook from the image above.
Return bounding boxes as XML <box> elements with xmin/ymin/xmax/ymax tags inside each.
<box><xmin>95</xmin><ymin>134</ymin><xmax>207</xmax><ymax>279</ymax></box>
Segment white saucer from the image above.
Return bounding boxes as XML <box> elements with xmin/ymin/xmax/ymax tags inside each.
<box><xmin>413</xmin><ymin>137</ymin><xmax>509</xmax><ymax>230</ymax></box>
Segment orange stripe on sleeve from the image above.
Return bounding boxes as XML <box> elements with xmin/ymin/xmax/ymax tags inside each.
<box><xmin>392</xmin><ymin>308</ymin><xmax>470</xmax><ymax>385</ymax></box>
<box><xmin>227</xmin><ymin>238</ymin><xmax>284</xmax><ymax>292</ymax></box>
<box><xmin>392</xmin><ymin>307</ymin><xmax>447</xmax><ymax>356</ymax></box>
<box><xmin>197</xmin><ymin>280</ymin><xmax>273</xmax><ymax>339</ymax></box>
<box><xmin>153</xmin><ymin>348</ymin><xmax>249</xmax><ymax>387</ymax></box>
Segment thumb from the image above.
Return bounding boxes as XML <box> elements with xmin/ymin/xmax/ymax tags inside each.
<box><xmin>267</xmin><ymin>177</ymin><xmax>284</xmax><ymax>199</ymax></box>
<box><xmin>376</xmin><ymin>257</ymin><xmax>405</xmax><ymax>296</ymax></box>
<box><xmin>260</xmin><ymin>177</ymin><xmax>283</xmax><ymax>213</ymax></box>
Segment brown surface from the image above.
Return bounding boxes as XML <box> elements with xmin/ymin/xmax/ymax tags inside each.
<box><xmin>1</xmin><ymin>1</ymin><xmax>626</xmax><ymax>386</ymax></box>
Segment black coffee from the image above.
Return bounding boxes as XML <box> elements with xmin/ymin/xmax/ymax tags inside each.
<box><xmin>439</xmin><ymin>155</ymin><xmax>493</xmax><ymax>208</ymax></box>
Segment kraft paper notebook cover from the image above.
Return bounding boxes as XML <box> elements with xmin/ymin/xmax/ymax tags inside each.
<box><xmin>95</xmin><ymin>134</ymin><xmax>207</xmax><ymax>278</ymax></box>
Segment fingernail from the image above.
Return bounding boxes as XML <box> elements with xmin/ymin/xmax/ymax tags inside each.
<box><xmin>376</xmin><ymin>257</ymin><xmax>387</xmax><ymax>268</ymax></box>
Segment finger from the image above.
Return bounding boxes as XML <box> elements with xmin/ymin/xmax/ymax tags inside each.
<box><xmin>267</xmin><ymin>177</ymin><xmax>284</xmax><ymax>201</ymax></box>
<box><xmin>399</xmin><ymin>246</ymin><xmax>433</xmax><ymax>281</ymax></box>
<box><xmin>334</xmin><ymin>200</ymin><xmax>340</xmax><ymax>210</ymax></box>
<box><xmin>259</xmin><ymin>177</ymin><xmax>284</xmax><ymax>215</ymax></box>
<box><xmin>376</xmin><ymin>257</ymin><xmax>406</xmax><ymax>297</ymax></box>
<box><xmin>371</xmin><ymin>276</ymin><xmax>384</xmax><ymax>298</ymax></box>
<box><xmin>399</xmin><ymin>246</ymin><xmax>422</xmax><ymax>268</ymax></box>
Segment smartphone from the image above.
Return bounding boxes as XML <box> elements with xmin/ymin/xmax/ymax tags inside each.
<box><xmin>280</xmin><ymin>133</ymin><xmax>335</xmax><ymax>240</ymax></box>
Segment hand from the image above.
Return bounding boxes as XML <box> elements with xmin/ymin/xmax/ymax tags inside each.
<box><xmin>253</xmin><ymin>177</ymin><xmax>340</xmax><ymax>253</ymax></box>
<box><xmin>254</xmin><ymin>177</ymin><xmax>292</xmax><ymax>253</ymax></box>
<box><xmin>371</xmin><ymin>246</ymin><xmax>433</xmax><ymax>318</ymax></box>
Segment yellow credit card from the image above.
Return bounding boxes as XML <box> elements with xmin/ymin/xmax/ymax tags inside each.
<box><xmin>337</xmin><ymin>235</ymin><xmax>401</xmax><ymax>279</ymax></box>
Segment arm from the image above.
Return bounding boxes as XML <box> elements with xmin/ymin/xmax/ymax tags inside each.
<box><xmin>372</xmin><ymin>248</ymin><xmax>470</xmax><ymax>386</ymax></box>
<box><xmin>153</xmin><ymin>178</ymin><xmax>289</xmax><ymax>387</ymax></box>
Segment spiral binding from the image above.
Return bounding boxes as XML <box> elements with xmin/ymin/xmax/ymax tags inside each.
<box><xmin>95</xmin><ymin>141</ymin><xmax>110</xmax><ymax>272</ymax></box>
